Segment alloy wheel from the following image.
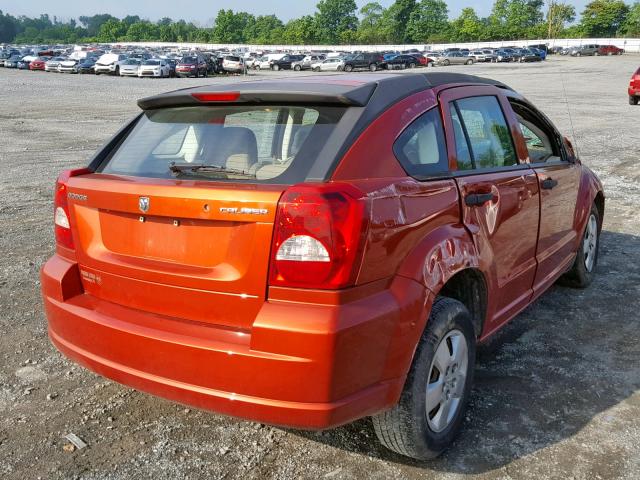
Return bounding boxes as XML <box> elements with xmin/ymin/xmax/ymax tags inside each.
<box><xmin>583</xmin><ymin>213</ymin><xmax>598</xmax><ymax>272</ymax></box>
<box><xmin>426</xmin><ymin>330</ymin><xmax>468</xmax><ymax>433</ymax></box>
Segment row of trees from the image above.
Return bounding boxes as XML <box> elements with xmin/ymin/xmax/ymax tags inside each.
<box><xmin>2</xmin><ymin>0</ymin><xmax>640</xmax><ymax>46</ymax></box>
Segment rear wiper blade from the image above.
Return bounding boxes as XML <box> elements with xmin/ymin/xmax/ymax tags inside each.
<box><xmin>169</xmin><ymin>162</ymin><xmax>255</xmax><ymax>178</ymax></box>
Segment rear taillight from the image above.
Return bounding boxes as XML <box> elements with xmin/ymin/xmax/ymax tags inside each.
<box><xmin>269</xmin><ymin>183</ymin><xmax>369</xmax><ymax>290</ymax></box>
<box><xmin>54</xmin><ymin>168</ymin><xmax>91</xmax><ymax>250</ymax></box>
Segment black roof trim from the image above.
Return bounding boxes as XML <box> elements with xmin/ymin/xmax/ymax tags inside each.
<box><xmin>137</xmin><ymin>73</ymin><xmax>511</xmax><ymax>111</ymax></box>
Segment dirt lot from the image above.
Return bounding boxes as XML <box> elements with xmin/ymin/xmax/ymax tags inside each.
<box><xmin>0</xmin><ymin>56</ymin><xmax>639</xmax><ymax>480</ymax></box>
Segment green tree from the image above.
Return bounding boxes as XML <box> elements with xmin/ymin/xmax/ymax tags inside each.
<box><xmin>622</xmin><ymin>2</ymin><xmax>640</xmax><ymax>36</ymax></box>
<box><xmin>580</xmin><ymin>0</ymin><xmax>629</xmax><ymax>36</ymax></box>
<box><xmin>96</xmin><ymin>18</ymin><xmax>127</xmax><ymax>42</ymax></box>
<box><xmin>488</xmin><ymin>0</ymin><xmax>545</xmax><ymax>39</ymax></box>
<box><xmin>0</xmin><ymin>10</ymin><xmax>19</xmax><ymax>42</ymax></box>
<box><xmin>379</xmin><ymin>0</ymin><xmax>416</xmax><ymax>43</ymax></box>
<box><xmin>243</xmin><ymin>15</ymin><xmax>284</xmax><ymax>44</ymax></box>
<box><xmin>545</xmin><ymin>2</ymin><xmax>576</xmax><ymax>38</ymax></box>
<box><xmin>124</xmin><ymin>21</ymin><xmax>159</xmax><ymax>41</ymax></box>
<box><xmin>406</xmin><ymin>0</ymin><xmax>449</xmax><ymax>42</ymax></box>
<box><xmin>281</xmin><ymin>15</ymin><xmax>319</xmax><ymax>44</ymax></box>
<box><xmin>450</xmin><ymin>7</ymin><xmax>485</xmax><ymax>41</ymax></box>
<box><xmin>315</xmin><ymin>0</ymin><xmax>358</xmax><ymax>44</ymax></box>
<box><xmin>357</xmin><ymin>2</ymin><xmax>386</xmax><ymax>43</ymax></box>
<box><xmin>78</xmin><ymin>14</ymin><xmax>116</xmax><ymax>36</ymax></box>
<box><xmin>212</xmin><ymin>9</ymin><xmax>254</xmax><ymax>43</ymax></box>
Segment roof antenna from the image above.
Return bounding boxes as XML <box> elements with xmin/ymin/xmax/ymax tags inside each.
<box><xmin>559</xmin><ymin>68</ymin><xmax>580</xmax><ymax>159</ymax></box>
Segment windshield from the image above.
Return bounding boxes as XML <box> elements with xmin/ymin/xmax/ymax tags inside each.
<box><xmin>181</xmin><ymin>57</ymin><xmax>197</xmax><ymax>63</ymax></box>
<box><xmin>100</xmin><ymin>105</ymin><xmax>346</xmax><ymax>184</ymax></box>
<box><xmin>143</xmin><ymin>60</ymin><xmax>160</xmax><ymax>65</ymax></box>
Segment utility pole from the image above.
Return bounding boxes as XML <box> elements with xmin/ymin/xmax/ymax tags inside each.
<box><xmin>547</xmin><ymin>0</ymin><xmax>556</xmax><ymax>40</ymax></box>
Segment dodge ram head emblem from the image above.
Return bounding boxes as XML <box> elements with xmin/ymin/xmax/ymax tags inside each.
<box><xmin>139</xmin><ymin>196</ymin><xmax>150</xmax><ymax>213</ymax></box>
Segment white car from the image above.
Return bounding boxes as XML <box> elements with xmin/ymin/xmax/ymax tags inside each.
<box><xmin>222</xmin><ymin>55</ymin><xmax>246</xmax><ymax>74</ymax></box>
<box><xmin>95</xmin><ymin>53</ymin><xmax>128</xmax><ymax>75</ymax></box>
<box><xmin>254</xmin><ymin>57</ymin><xmax>272</xmax><ymax>70</ymax></box>
<box><xmin>138</xmin><ymin>59</ymin><xmax>170</xmax><ymax>78</ymax></box>
<box><xmin>45</xmin><ymin>57</ymin><xmax>65</xmax><ymax>72</ymax></box>
<box><xmin>311</xmin><ymin>57</ymin><xmax>345</xmax><ymax>72</ymax></box>
<box><xmin>57</xmin><ymin>59</ymin><xmax>80</xmax><ymax>73</ymax></box>
<box><xmin>119</xmin><ymin>59</ymin><xmax>141</xmax><ymax>76</ymax></box>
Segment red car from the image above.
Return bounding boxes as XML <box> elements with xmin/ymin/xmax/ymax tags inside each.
<box><xmin>598</xmin><ymin>45</ymin><xmax>624</xmax><ymax>56</ymax></box>
<box><xmin>175</xmin><ymin>55</ymin><xmax>208</xmax><ymax>77</ymax></box>
<box><xmin>41</xmin><ymin>73</ymin><xmax>604</xmax><ymax>460</ymax></box>
<box><xmin>29</xmin><ymin>57</ymin><xmax>47</xmax><ymax>71</ymax></box>
<box><xmin>629</xmin><ymin>67</ymin><xmax>640</xmax><ymax>105</ymax></box>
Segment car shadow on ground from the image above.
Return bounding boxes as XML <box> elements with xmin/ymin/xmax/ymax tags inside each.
<box><xmin>288</xmin><ymin>230</ymin><xmax>640</xmax><ymax>474</ymax></box>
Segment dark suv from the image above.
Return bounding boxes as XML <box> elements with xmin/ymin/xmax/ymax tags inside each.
<box><xmin>270</xmin><ymin>55</ymin><xmax>305</xmax><ymax>71</ymax></box>
<box><xmin>343</xmin><ymin>52</ymin><xmax>385</xmax><ymax>72</ymax></box>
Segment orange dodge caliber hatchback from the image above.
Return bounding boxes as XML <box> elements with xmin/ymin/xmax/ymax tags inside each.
<box><xmin>42</xmin><ymin>73</ymin><xmax>604</xmax><ymax>459</ymax></box>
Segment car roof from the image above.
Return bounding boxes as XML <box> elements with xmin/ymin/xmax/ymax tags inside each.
<box><xmin>138</xmin><ymin>72</ymin><xmax>511</xmax><ymax>110</ymax></box>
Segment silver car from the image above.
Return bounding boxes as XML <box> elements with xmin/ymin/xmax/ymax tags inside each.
<box><xmin>292</xmin><ymin>55</ymin><xmax>326</xmax><ymax>71</ymax></box>
<box><xmin>311</xmin><ymin>57</ymin><xmax>344</xmax><ymax>72</ymax></box>
<box><xmin>436</xmin><ymin>52</ymin><xmax>475</xmax><ymax>66</ymax></box>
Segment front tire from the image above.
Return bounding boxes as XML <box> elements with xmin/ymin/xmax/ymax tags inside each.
<box><xmin>369</xmin><ymin>63</ymin><xmax>377</xmax><ymax>72</ymax></box>
<box><xmin>344</xmin><ymin>64</ymin><xmax>353</xmax><ymax>72</ymax></box>
<box><xmin>560</xmin><ymin>204</ymin><xmax>601</xmax><ymax>288</ymax></box>
<box><xmin>630</xmin><ymin>95</ymin><xmax>638</xmax><ymax>105</ymax></box>
<box><xmin>372</xmin><ymin>297</ymin><xmax>476</xmax><ymax>460</ymax></box>
<box><xmin>294</xmin><ymin>64</ymin><xmax>301</xmax><ymax>71</ymax></box>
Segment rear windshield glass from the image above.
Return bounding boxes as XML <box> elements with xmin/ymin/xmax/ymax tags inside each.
<box><xmin>100</xmin><ymin>105</ymin><xmax>346</xmax><ymax>184</ymax></box>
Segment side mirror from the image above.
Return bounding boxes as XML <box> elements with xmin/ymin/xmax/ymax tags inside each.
<box><xmin>563</xmin><ymin>136</ymin><xmax>579</xmax><ymax>163</ymax></box>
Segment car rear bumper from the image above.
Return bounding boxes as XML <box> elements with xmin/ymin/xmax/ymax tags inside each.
<box><xmin>629</xmin><ymin>87</ymin><xmax>639</xmax><ymax>97</ymax></box>
<box><xmin>42</xmin><ymin>255</ymin><xmax>427</xmax><ymax>429</ymax></box>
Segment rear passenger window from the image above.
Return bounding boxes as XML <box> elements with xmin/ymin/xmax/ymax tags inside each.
<box><xmin>452</xmin><ymin>96</ymin><xmax>518</xmax><ymax>169</ymax></box>
<box><xmin>393</xmin><ymin>107</ymin><xmax>448</xmax><ymax>177</ymax></box>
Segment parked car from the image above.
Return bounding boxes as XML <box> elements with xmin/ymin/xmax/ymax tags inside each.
<box><xmin>598</xmin><ymin>45</ymin><xmax>624</xmax><ymax>56</ymax></box>
<box><xmin>58</xmin><ymin>58</ymin><xmax>80</xmax><ymax>73</ymax></box>
<box><xmin>254</xmin><ymin>56</ymin><xmax>272</xmax><ymax>70</ymax></box>
<box><xmin>517</xmin><ymin>49</ymin><xmax>543</xmax><ymax>63</ymax></box>
<box><xmin>311</xmin><ymin>57</ymin><xmax>344</xmax><ymax>71</ymax></box>
<box><xmin>469</xmin><ymin>50</ymin><xmax>495</xmax><ymax>62</ymax></box>
<box><xmin>222</xmin><ymin>55</ymin><xmax>246</xmax><ymax>74</ymax></box>
<box><xmin>17</xmin><ymin>58</ymin><xmax>32</xmax><ymax>69</ymax></box>
<box><xmin>292</xmin><ymin>55</ymin><xmax>326</xmax><ymax>71</ymax></box>
<box><xmin>385</xmin><ymin>54</ymin><xmax>420</xmax><ymax>69</ymax></box>
<box><xmin>437</xmin><ymin>52</ymin><xmax>474</xmax><ymax>66</ymax></box>
<box><xmin>44</xmin><ymin>56</ymin><xmax>65</xmax><ymax>72</ymax></box>
<box><xmin>40</xmin><ymin>72</ymin><xmax>605</xmax><ymax>461</ymax></box>
<box><xmin>166</xmin><ymin>59</ymin><xmax>177</xmax><ymax>77</ymax></box>
<box><xmin>119</xmin><ymin>59</ymin><xmax>141</xmax><ymax>77</ymax></box>
<box><xmin>529</xmin><ymin>47</ymin><xmax>547</xmax><ymax>60</ymax></box>
<box><xmin>342</xmin><ymin>52</ymin><xmax>386</xmax><ymax>72</ymax></box>
<box><xmin>176</xmin><ymin>56</ymin><xmax>208</xmax><ymax>77</ymax></box>
<box><xmin>408</xmin><ymin>53</ymin><xmax>433</xmax><ymax>66</ymax></box>
<box><xmin>29</xmin><ymin>57</ymin><xmax>47</xmax><ymax>71</ymax></box>
<box><xmin>138</xmin><ymin>59</ymin><xmax>171</xmax><ymax>78</ymax></box>
<box><xmin>77</xmin><ymin>57</ymin><xmax>97</xmax><ymax>74</ymax></box>
<box><xmin>4</xmin><ymin>55</ymin><xmax>22</xmax><ymax>68</ymax></box>
<box><xmin>94</xmin><ymin>53</ymin><xmax>128</xmax><ymax>75</ymax></box>
<box><xmin>629</xmin><ymin>66</ymin><xmax>640</xmax><ymax>105</ymax></box>
<box><xmin>571</xmin><ymin>44</ymin><xmax>600</xmax><ymax>56</ymax></box>
<box><xmin>270</xmin><ymin>54</ymin><xmax>305</xmax><ymax>71</ymax></box>
<box><xmin>495</xmin><ymin>49</ymin><xmax>515</xmax><ymax>62</ymax></box>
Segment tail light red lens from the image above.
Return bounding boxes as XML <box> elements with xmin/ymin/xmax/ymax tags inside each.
<box><xmin>269</xmin><ymin>183</ymin><xmax>369</xmax><ymax>290</ymax></box>
<box><xmin>54</xmin><ymin>168</ymin><xmax>91</xmax><ymax>250</ymax></box>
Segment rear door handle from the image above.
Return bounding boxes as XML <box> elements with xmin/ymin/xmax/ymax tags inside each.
<box><xmin>465</xmin><ymin>193</ymin><xmax>495</xmax><ymax>206</ymax></box>
<box><xmin>541</xmin><ymin>178</ymin><xmax>558</xmax><ymax>190</ymax></box>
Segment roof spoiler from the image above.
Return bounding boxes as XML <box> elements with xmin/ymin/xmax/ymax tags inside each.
<box><xmin>137</xmin><ymin>82</ymin><xmax>377</xmax><ymax>110</ymax></box>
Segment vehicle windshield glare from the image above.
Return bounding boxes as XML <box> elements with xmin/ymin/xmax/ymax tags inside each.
<box><xmin>143</xmin><ymin>60</ymin><xmax>160</xmax><ymax>65</ymax></box>
<box><xmin>100</xmin><ymin>105</ymin><xmax>346</xmax><ymax>183</ymax></box>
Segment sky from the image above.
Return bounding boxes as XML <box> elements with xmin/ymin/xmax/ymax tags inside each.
<box><xmin>2</xmin><ymin>0</ymin><xmax>591</xmax><ymax>25</ymax></box>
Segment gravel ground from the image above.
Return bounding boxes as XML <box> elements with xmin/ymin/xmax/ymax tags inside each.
<box><xmin>0</xmin><ymin>56</ymin><xmax>639</xmax><ymax>480</ymax></box>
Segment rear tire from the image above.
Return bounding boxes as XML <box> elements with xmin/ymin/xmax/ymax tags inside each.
<box><xmin>630</xmin><ymin>96</ymin><xmax>638</xmax><ymax>105</ymax></box>
<box><xmin>294</xmin><ymin>65</ymin><xmax>301</xmax><ymax>71</ymax></box>
<box><xmin>273</xmin><ymin>64</ymin><xmax>279</xmax><ymax>71</ymax></box>
<box><xmin>372</xmin><ymin>297</ymin><xmax>476</xmax><ymax>460</ymax></box>
<box><xmin>465</xmin><ymin>59</ymin><xmax>473</xmax><ymax>65</ymax></box>
<box><xmin>369</xmin><ymin>63</ymin><xmax>377</xmax><ymax>72</ymax></box>
<box><xmin>560</xmin><ymin>204</ymin><xmax>601</xmax><ymax>288</ymax></box>
<box><xmin>344</xmin><ymin>64</ymin><xmax>353</xmax><ymax>72</ymax></box>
